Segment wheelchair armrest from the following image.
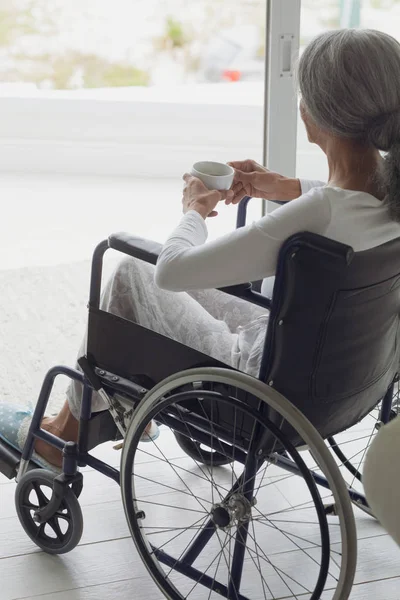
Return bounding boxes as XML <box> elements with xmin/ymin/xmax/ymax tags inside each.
<box><xmin>108</xmin><ymin>232</ymin><xmax>162</xmax><ymax>265</ymax></box>
<box><xmin>109</xmin><ymin>234</ymin><xmax>271</xmax><ymax>308</ymax></box>
<box><xmin>219</xmin><ymin>283</ymin><xmax>272</xmax><ymax>309</ymax></box>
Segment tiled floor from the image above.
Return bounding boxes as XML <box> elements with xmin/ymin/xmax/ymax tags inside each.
<box><xmin>1</xmin><ymin>431</ymin><xmax>400</xmax><ymax>600</ymax></box>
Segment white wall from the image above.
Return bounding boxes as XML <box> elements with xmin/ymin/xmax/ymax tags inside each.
<box><xmin>0</xmin><ymin>85</ymin><xmax>265</xmax><ymax>178</ymax></box>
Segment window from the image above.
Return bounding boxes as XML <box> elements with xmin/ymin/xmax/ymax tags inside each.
<box><xmin>0</xmin><ymin>1</ymin><xmax>268</xmax><ymax>184</ymax></box>
<box><xmin>296</xmin><ymin>0</ymin><xmax>400</xmax><ymax>183</ymax></box>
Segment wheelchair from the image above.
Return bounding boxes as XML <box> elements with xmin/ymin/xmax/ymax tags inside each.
<box><xmin>1</xmin><ymin>198</ymin><xmax>400</xmax><ymax>600</ymax></box>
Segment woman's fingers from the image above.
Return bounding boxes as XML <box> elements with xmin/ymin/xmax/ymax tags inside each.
<box><xmin>228</xmin><ymin>159</ymin><xmax>257</xmax><ymax>172</ymax></box>
<box><xmin>226</xmin><ymin>181</ymin><xmax>246</xmax><ymax>205</ymax></box>
<box><xmin>219</xmin><ymin>189</ymin><xmax>234</xmax><ymax>202</ymax></box>
<box><xmin>228</xmin><ymin>160</ymin><xmax>246</xmax><ymax>170</ymax></box>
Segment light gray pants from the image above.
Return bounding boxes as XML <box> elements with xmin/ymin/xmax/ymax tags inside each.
<box><xmin>66</xmin><ymin>257</ymin><xmax>269</xmax><ymax>419</ymax></box>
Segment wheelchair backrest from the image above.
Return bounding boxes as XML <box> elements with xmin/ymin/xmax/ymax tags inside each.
<box><xmin>261</xmin><ymin>232</ymin><xmax>400</xmax><ymax>439</ymax></box>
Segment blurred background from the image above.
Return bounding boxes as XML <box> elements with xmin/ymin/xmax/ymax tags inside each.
<box><xmin>0</xmin><ymin>0</ymin><xmax>397</xmax><ymax>91</ymax></box>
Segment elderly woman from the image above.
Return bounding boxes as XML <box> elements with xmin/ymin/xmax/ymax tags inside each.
<box><xmin>1</xmin><ymin>28</ymin><xmax>400</xmax><ymax>468</ymax></box>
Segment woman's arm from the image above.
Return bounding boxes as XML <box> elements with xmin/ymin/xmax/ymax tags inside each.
<box><xmin>227</xmin><ymin>159</ymin><xmax>326</xmax><ymax>205</ymax></box>
<box><xmin>155</xmin><ymin>187</ymin><xmax>331</xmax><ymax>292</ymax></box>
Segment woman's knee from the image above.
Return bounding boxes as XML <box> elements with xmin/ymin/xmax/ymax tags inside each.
<box><xmin>113</xmin><ymin>256</ymin><xmax>154</xmax><ymax>286</ymax></box>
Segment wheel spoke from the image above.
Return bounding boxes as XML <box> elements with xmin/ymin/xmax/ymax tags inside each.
<box><xmin>32</xmin><ymin>482</ymin><xmax>50</xmax><ymax>507</ymax></box>
<box><xmin>206</xmin><ymin>533</ymin><xmax>225</xmax><ymax>600</ymax></box>
<box><xmin>134</xmin><ymin>472</ymin><xmax>213</xmax><ymax>506</ymax></box>
<box><xmin>137</xmin><ymin>448</ymin><xmax>231</xmax><ymax>494</ymax></box>
<box><xmin>256</xmin><ymin>517</ymin><xmax>341</xmax><ymax>527</ymax></box>
<box><xmin>256</xmin><ymin>473</ymin><xmax>295</xmax><ymax>492</ymax></box>
<box><xmin>329</xmin><ymin>433</ymin><xmax>378</xmax><ymax>447</ymax></box>
<box><xmin>176</xmin><ymin>411</ymin><xmax>225</xmax><ymax>504</ymax></box>
<box><xmin>34</xmin><ymin>523</ymin><xmax>46</xmax><ymax>540</ymax></box>
<box><xmin>163</xmin><ymin>515</ymin><xmax>211</xmax><ymax>581</ymax></box>
<box><xmin>152</xmin><ymin>515</ymin><xmax>210</xmax><ymax>554</ymax></box>
<box><xmin>48</xmin><ymin>517</ymin><xmax>65</xmax><ymax>542</ymax></box>
<box><xmin>134</xmin><ymin>497</ymin><xmax>207</xmax><ymax>515</ymax></box>
<box><xmin>147</xmin><ymin>435</ymin><xmax>210</xmax><ymax>513</ymax></box>
<box><xmin>253</xmin><ymin>420</ymin><xmax>284</xmax><ymax>499</ymax></box>
<box><xmin>214</xmin><ymin>527</ymin><xmax>241</xmax><ymax>600</ymax></box>
<box><xmin>254</xmin><ymin>517</ymin><xmax>342</xmax><ymax>556</ymax></box>
<box><xmin>224</xmin><ymin>526</ymin><xmax>303</xmax><ymax>598</ymax></box>
<box><xmin>184</xmin><ymin>531</ymin><xmax>230</xmax><ymax>599</ymax></box>
<box><xmin>252</xmin><ymin>504</ymin><xmax>323</xmax><ymax>571</ymax></box>
<box><xmin>144</xmin><ymin>524</ymin><xmax>209</xmax><ymax>536</ymax></box>
<box><xmin>194</xmin><ymin>397</ymin><xmax>236</xmax><ymax>501</ymax></box>
<box><xmin>348</xmin><ymin>424</ymin><xmax>376</xmax><ymax>489</ymax></box>
<box><xmin>245</xmin><ymin>527</ymin><xmax>310</xmax><ymax>597</ymax></box>
<box><xmin>55</xmin><ymin>511</ymin><xmax>71</xmax><ymax>523</ymax></box>
<box><xmin>265</xmin><ymin>500</ymin><xmax>326</xmax><ymax>518</ymax></box>
<box><xmin>250</xmin><ymin>518</ymin><xmax>272</xmax><ymax>599</ymax></box>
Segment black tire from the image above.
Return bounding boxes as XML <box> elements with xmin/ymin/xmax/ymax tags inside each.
<box><xmin>15</xmin><ymin>469</ymin><xmax>83</xmax><ymax>554</ymax></box>
<box><xmin>174</xmin><ymin>431</ymin><xmax>232</xmax><ymax>466</ymax></box>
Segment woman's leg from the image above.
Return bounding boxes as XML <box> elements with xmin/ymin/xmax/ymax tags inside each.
<box><xmin>37</xmin><ymin>258</ymin><xmax>249</xmax><ymax>465</ymax></box>
<box><xmin>66</xmin><ymin>258</ymin><xmax>243</xmax><ymax>419</ymax></box>
<box><xmin>188</xmin><ymin>288</ymin><xmax>267</xmax><ymax>333</ymax></box>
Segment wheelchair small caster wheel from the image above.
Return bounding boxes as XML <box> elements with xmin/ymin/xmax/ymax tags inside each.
<box><xmin>15</xmin><ymin>468</ymin><xmax>83</xmax><ymax>554</ymax></box>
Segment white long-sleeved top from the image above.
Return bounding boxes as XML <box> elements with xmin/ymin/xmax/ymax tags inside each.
<box><xmin>155</xmin><ymin>179</ymin><xmax>400</xmax><ymax>294</ymax></box>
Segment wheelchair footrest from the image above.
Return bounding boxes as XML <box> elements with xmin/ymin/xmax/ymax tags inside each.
<box><xmin>0</xmin><ymin>439</ymin><xmax>41</xmax><ymax>480</ymax></box>
<box><xmin>0</xmin><ymin>439</ymin><xmax>20</xmax><ymax>479</ymax></box>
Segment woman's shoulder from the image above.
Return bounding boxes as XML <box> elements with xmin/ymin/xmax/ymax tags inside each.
<box><xmin>272</xmin><ymin>185</ymin><xmax>331</xmax><ymax>215</ymax></box>
<box><xmin>323</xmin><ymin>187</ymin><xmax>388</xmax><ymax>219</ymax></box>
<box><xmin>254</xmin><ymin>186</ymin><xmax>332</xmax><ymax>239</ymax></box>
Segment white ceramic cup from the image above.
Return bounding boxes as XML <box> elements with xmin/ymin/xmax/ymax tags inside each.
<box><xmin>191</xmin><ymin>161</ymin><xmax>234</xmax><ymax>191</ymax></box>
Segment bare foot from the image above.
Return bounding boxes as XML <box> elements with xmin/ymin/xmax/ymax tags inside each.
<box><xmin>34</xmin><ymin>401</ymin><xmax>79</xmax><ymax>468</ymax></box>
<box><xmin>34</xmin><ymin>418</ymin><xmax>74</xmax><ymax>468</ymax></box>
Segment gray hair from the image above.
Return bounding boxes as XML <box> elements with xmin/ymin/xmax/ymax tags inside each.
<box><xmin>298</xmin><ymin>29</ymin><xmax>400</xmax><ymax>221</ymax></box>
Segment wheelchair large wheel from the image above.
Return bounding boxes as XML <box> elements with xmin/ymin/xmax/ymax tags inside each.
<box><xmin>15</xmin><ymin>468</ymin><xmax>83</xmax><ymax>554</ymax></box>
<box><xmin>121</xmin><ymin>367</ymin><xmax>356</xmax><ymax>600</ymax></box>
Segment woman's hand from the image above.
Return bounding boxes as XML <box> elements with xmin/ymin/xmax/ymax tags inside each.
<box><xmin>227</xmin><ymin>159</ymin><xmax>301</xmax><ymax>205</ymax></box>
<box><xmin>182</xmin><ymin>174</ymin><xmax>234</xmax><ymax>219</ymax></box>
